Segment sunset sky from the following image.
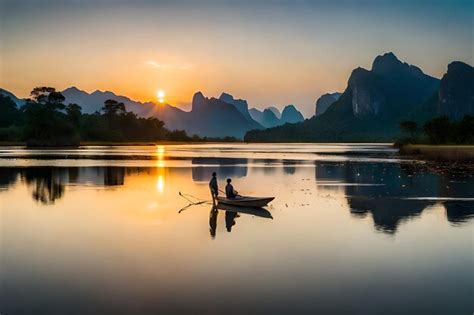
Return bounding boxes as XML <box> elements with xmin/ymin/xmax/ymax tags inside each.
<box><xmin>1</xmin><ymin>0</ymin><xmax>472</xmax><ymax>117</ymax></box>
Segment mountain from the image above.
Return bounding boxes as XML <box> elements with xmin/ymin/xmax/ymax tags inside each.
<box><xmin>249</xmin><ymin>105</ymin><xmax>304</xmax><ymax>127</ymax></box>
<box><xmin>249</xmin><ymin>108</ymin><xmax>263</xmax><ymax>122</ymax></box>
<box><xmin>245</xmin><ymin>52</ymin><xmax>442</xmax><ymax>142</ymax></box>
<box><xmin>261</xmin><ymin>108</ymin><xmax>281</xmax><ymax>128</ymax></box>
<box><xmin>0</xmin><ymin>88</ymin><xmax>26</xmax><ymax>106</ymax></box>
<box><xmin>438</xmin><ymin>61</ymin><xmax>474</xmax><ymax>119</ymax></box>
<box><xmin>62</xmin><ymin>87</ymin><xmax>262</xmax><ymax>138</ymax></box>
<box><xmin>137</xmin><ymin>91</ymin><xmax>263</xmax><ymax>138</ymax></box>
<box><xmin>62</xmin><ymin>87</ymin><xmax>148</xmax><ymax>114</ymax></box>
<box><xmin>219</xmin><ymin>92</ymin><xmax>255</xmax><ymax>122</ymax></box>
<box><xmin>280</xmin><ymin>105</ymin><xmax>305</xmax><ymax>124</ymax></box>
<box><xmin>348</xmin><ymin>52</ymin><xmax>439</xmax><ymax>117</ymax></box>
<box><xmin>179</xmin><ymin>92</ymin><xmax>262</xmax><ymax>138</ymax></box>
<box><xmin>268</xmin><ymin>106</ymin><xmax>281</xmax><ymax>119</ymax></box>
<box><xmin>315</xmin><ymin>92</ymin><xmax>341</xmax><ymax>116</ymax></box>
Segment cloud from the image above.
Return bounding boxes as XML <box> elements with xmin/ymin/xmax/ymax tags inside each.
<box><xmin>145</xmin><ymin>60</ymin><xmax>191</xmax><ymax>70</ymax></box>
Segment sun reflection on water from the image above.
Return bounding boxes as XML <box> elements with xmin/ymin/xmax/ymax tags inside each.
<box><xmin>156</xmin><ymin>175</ymin><xmax>164</xmax><ymax>193</ymax></box>
<box><xmin>156</xmin><ymin>145</ymin><xmax>165</xmax><ymax>193</ymax></box>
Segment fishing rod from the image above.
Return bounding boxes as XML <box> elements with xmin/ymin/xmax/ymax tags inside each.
<box><xmin>178</xmin><ymin>191</ymin><xmax>213</xmax><ymax>213</ymax></box>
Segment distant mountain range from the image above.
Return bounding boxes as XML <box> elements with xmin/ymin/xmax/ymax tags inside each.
<box><xmin>1</xmin><ymin>86</ymin><xmax>271</xmax><ymax>139</ymax></box>
<box><xmin>246</xmin><ymin>53</ymin><xmax>473</xmax><ymax>142</ymax></box>
<box><xmin>63</xmin><ymin>88</ymin><xmax>265</xmax><ymax>138</ymax></box>
<box><xmin>2</xmin><ymin>85</ymin><xmax>307</xmax><ymax>138</ymax></box>
<box><xmin>249</xmin><ymin>105</ymin><xmax>305</xmax><ymax>128</ymax></box>
<box><xmin>3</xmin><ymin>52</ymin><xmax>471</xmax><ymax>142</ymax></box>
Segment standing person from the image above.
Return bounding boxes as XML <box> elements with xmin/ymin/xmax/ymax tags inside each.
<box><xmin>225</xmin><ymin>178</ymin><xmax>238</xmax><ymax>199</ymax></box>
<box><xmin>209</xmin><ymin>172</ymin><xmax>218</xmax><ymax>202</ymax></box>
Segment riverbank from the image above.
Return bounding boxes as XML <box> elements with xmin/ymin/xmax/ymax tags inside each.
<box><xmin>399</xmin><ymin>144</ymin><xmax>474</xmax><ymax>161</ymax></box>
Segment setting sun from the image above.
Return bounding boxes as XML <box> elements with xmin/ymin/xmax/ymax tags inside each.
<box><xmin>157</xmin><ymin>89</ymin><xmax>165</xmax><ymax>103</ymax></box>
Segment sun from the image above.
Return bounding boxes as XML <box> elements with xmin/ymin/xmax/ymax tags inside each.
<box><xmin>157</xmin><ymin>89</ymin><xmax>165</xmax><ymax>103</ymax></box>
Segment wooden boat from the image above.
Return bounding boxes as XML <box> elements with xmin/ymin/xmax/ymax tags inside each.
<box><xmin>216</xmin><ymin>195</ymin><xmax>274</xmax><ymax>207</ymax></box>
<box><xmin>216</xmin><ymin>203</ymin><xmax>273</xmax><ymax>219</ymax></box>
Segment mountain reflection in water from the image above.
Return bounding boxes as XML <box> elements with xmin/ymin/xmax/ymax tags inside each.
<box><xmin>1</xmin><ymin>158</ymin><xmax>472</xmax><ymax>234</ymax></box>
<box><xmin>1</xmin><ymin>145</ymin><xmax>473</xmax><ymax>314</ymax></box>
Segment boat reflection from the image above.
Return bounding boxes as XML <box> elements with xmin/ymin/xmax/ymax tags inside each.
<box><xmin>0</xmin><ymin>157</ymin><xmax>472</xmax><ymax>233</ymax></box>
<box><xmin>208</xmin><ymin>203</ymin><xmax>273</xmax><ymax>238</ymax></box>
<box><xmin>217</xmin><ymin>203</ymin><xmax>273</xmax><ymax>219</ymax></box>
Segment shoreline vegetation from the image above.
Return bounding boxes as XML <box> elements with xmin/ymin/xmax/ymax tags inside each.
<box><xmin>0</xmin><ymin>140</ymin><xmax>242</xmax><ymax>147</ymax></box>
<box><xmin>398</xmin><ymin>144</ymin><xmax>474</xmax><ymax>161</ymax></box>
<box><xmin>0</xmin><ymin>87</ymin><xmax>239</xmax><ymax>147</ymax></box>
<box><xmin>395</xmin><ymin>116</ymin><xmax>474</xmax><ymax>161</ymax></box>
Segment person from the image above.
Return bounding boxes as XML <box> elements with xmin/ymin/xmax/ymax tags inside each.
<box><xmin>225</xmin><ymin>178</ymin><xmax>238</xmax><ymax>199</ymax></box>
<box><xmin>209</xmin><ymin>172</ymin><xmax>218</xmax><ymax>201</ymax></box>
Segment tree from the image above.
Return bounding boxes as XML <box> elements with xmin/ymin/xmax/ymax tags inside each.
<box><xmin>30</xmin><ymin>87</ymin><xmax>65</xmax><ymax>111</ymax></box>
<box><xmin>0</xmin><ymin>95</ymin><xmax>20</xmax><ymax>128</ymax></box>
<box><xmin>454</xmin><ymin>115</ymin><xmax>474</xmax><ymax>144</ymax></box>
<box><xmin>30</xmin><ymin>87</ymin><xmax>56</xmax><ymax>104</ymax></box>
<box><xmin>23</xmin><ymin>87</ymin><xmax>78</xmax><ymax>146</ymax></box>
<box><xmin>423</xmin><ymin>116</ymin><xmax>452</xmax><ymax>144</ymax></box>
<box><xmin>400</xmin><ymin>120</ymin><xmax>418</xmax><ymax>143</ymax></box>
<box><xmin>102</xmin><ymin>99</ymin><xmax>126</xmax><ymax>129</ymax></box>
<box><xmin>66</xmin><ymin>103</ymin><xmax>82</xmax><ymax>127</ymax></box>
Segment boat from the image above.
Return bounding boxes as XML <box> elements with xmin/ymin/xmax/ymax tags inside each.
<box><xmin>216</xmin><ymin>195</ymin><xmax>274</xmax><ymax>207</ymax></box>
<box><xmin>216</xmin><ymin>203</ymin><xmax>273</xmax><ymax>219</ymax></box>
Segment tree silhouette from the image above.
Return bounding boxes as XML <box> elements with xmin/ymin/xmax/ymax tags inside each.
<box><xmin>400</xmin><ymin>120</ymin><xmax>418</xmax><ymax>143</ymax></box>
<box><xmin>23</xmin><ymin>87</ymin><xmax>78</xmax><ymax>146</ymax></box>
<box><xmin>66</xmin><ymin>103</ymin><xmax>82</xmax><ymax>127</ymax></box>
<box><xmin>0</xmin><ymin>95</ymin><xmax>20</xmax><ymax>128</ymax></box>
<box><xmin>423</xmin><ymin>116</ymin><xmax>452</xmax><ymax>144</ymax></box>
<box><xmin>102</xmin><ymin>99</ymin><xmax>126</xmax><ymax>129</ymax></box>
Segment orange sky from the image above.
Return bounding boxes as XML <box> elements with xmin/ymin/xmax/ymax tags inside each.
<box><xmin>1</xmin><ymin>1</ymin><xmax>472</xmax><ymax>117</ymax></box>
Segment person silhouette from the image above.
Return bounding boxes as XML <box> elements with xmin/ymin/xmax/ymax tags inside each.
<box><xmin>225</xmin><ymin>178</ymin><xmax>238</xmax><ymax>199</ymax></box>
<box><xmin>209</xmin><ymin>172</ymin><xmax>218</xmax><ymax>203</ymax></box>
<box><xmin>209</xmin><ymin>206</ymin><xmax>218</xmax><ymax>238</ymax></box>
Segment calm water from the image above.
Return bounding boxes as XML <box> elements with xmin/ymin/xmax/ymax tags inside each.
<box><xmin>0</xmin><ymin>144</ymin><xmax>473</xmax><ymax>314</ymax></box>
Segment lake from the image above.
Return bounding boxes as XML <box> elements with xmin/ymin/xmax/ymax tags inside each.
<box><xmin>0</xmin><ymin>144</ymin><xmax>473</xmax><ymax>314</ymax></box>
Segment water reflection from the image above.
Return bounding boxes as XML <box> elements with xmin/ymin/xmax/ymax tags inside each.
<box><xmin>209</xmin><ymin>206</ymin><xmax>218</xmax><ymax>238</ymax></box>
<box><xmin>225</xmin><ymin>211</ymin><xmax>239</xmax><ymax>232</ymax></box>
<box><xmin>1</xmin><ymin>158</ymin><xmax>472</xmax><ymax>232</ymax></box>
<box><xmin>283</xmin><ymin>160</ymin><xmax>296</xmax><ymax>175</ymax></box>
<box><xmin>1</xmin><ymin>146</ymin><xmax>473</xmax><ymax>314</ymax></box>
<box><xmin>0</xmin><ymin>168</ymin><xmax>17</xmax><ymax>190</ymax></box>
<box><xmin>192</xmin><ymin>157</ymin><xmax>248</xmax><ymax>182</ymax></box>
<box><xmin>1</xmin><ymin>167</ymin><xmax>127</xmax><ymax>204</ymax></box>
<box><xmin>22</xmin><ymin>168</ymin><xmax>65</xmax><ymax>204</ymax></box>
<box><xmin>207</xmin><ymin>204</ymin><xmax>273</xmax><ymax>239</ymax></box>
<box><xmin>314</xmin><ymin>161</ymin><xmax>474</xmax><ymax>233</ymax></box>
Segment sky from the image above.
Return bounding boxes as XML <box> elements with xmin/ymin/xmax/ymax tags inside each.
<box><xmin>1</xmin><ymin>0</ymin><xmax>473</xmax><ymax>117</ymax></box>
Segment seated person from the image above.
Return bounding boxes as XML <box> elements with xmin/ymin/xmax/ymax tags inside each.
<box><xmin>225</xmin><ymin>178</ymin><xmax>238</xmax><ymax>199</ymax></box>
